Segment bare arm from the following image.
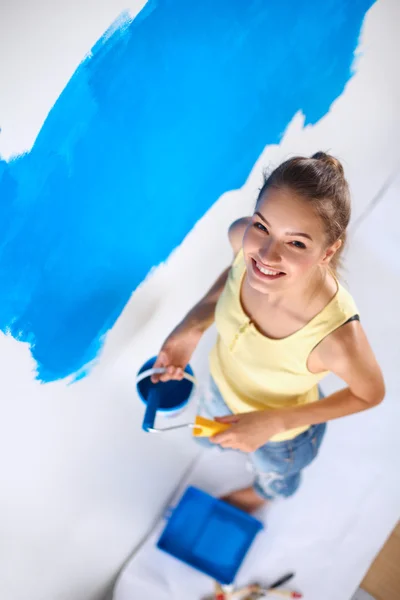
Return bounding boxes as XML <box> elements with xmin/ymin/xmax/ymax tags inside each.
<box><xmin>152</xmin><ymin>217</ymin><xmax>249</xmax><ymax>382</ymax></box>
<box><xmin>182</xmin><ymin>267</ymin><xmax>230</xmax><ymax>335</ymax></box>
<box><xmin>276</xmin><ymin>320</ymin><xmax>385</xmax><ymax>431</ymax></box>
<box><xmin>174</xmin><ymin>216</ymin><xmax>250</xmax><ymax>336</ymax></box>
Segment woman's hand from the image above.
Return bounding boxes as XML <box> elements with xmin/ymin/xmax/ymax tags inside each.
<box><xmin>210</xmin><ymin>411</ymin><xmax>284</xmax><ymax>452</ymax></box>
<box><xmin>151</xmin><ymin>324</ymin><xmax>202</xmax><ymax>383</ymax></box>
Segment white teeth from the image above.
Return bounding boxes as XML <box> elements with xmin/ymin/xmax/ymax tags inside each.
<box><xmin>256</xmin><ymin>262</ymin><xmax>281</xmax><ymax>276</ymax></box>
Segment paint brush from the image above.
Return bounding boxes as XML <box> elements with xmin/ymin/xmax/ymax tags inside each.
<box><xmin>232</xmin><ymin>586</ymin><xmax>301</xmax><ymax>600</ymax></box>
<box><xmin>231</xmin><ymin>573</ymin><xmax>296</xmax><ymax>599</ymax></box>
<box><xmin>230</xmin><ymin>584</ymin><xmax>259</xmax><ymax>599</ymax></box>
<box><xmin>268</xmin><ymin>573</ymin><xmax>295</xmax><ymax>589</ymax></box>
<box><xmin>264</xmin><ymin>591</ymin><xmax>302</xmax><ymax>598</ymax></box>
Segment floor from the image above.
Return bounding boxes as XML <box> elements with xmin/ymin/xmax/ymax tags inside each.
<box><xmin>361</xmin><ymin>522</ymin><xmax>400</xmax><ymax>600</ymax></box>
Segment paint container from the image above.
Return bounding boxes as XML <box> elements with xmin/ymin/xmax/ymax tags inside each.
<box><xmin>136</xmin><ymin>356</ymin><xmax>197</xmax><ymax>433</ymax></box>
<box><xmin>157</xmin><ymin>486</ymin><xmax>264</xmax><ymax>584</ymax></box>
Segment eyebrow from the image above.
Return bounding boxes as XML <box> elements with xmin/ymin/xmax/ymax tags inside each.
<box><xmin>254</xmin><ymin>211</ymin><xmax>313</xmax><ymax>241</ymax></box>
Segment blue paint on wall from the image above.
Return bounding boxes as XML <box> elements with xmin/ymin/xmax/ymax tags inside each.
<box><xmin>0</xmin><ymin>0</ymin><xmax>374</xmax><ymax>381</ymax></box>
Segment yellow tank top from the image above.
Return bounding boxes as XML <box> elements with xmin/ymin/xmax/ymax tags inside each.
<box><xmin>209</xmin><ymin>248</ymin><xmax>358</xmax><ymax>441</ymax></box>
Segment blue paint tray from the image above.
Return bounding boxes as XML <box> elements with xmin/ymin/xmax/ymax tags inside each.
<box><xmin>157</xmin><ymin>486</ymin><xmax>264</xmax><ymax>584</ymax></box>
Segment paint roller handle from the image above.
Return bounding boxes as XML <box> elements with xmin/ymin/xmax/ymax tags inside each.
<box><xmin>142</xmin><ymin>388</ymin><xmax>160</xmax><ymax>432</ymax></box>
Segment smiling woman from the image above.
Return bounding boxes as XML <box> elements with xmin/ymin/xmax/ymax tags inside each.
<box><xmin>153</xmin><ymin>151</ymin><xmax>384</xmax><ymax>513</ymax></box>
<box><xmin>253</xmin><ymin>152</ymin><xmax>350</xmax><ymax>272</ymax></box>
<box><xmin>241</xmin><ymin>153</ymin><xmax>349</xmax><ymax>294</ymax></box>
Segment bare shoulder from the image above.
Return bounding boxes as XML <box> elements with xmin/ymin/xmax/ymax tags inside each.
<box><xmin>228</xmin><ymin>217</ymin><xmax>251</xmax><ymax>256</ymax></box>
<box><xmin>318</xmin><ymin>319</ymin><xmax>362</xmax><ymax>363</ymax></box>
<box><xmin>316</xmin><ymin>320</ymin><xmax>385</xmax><ymax>403</ymax></box>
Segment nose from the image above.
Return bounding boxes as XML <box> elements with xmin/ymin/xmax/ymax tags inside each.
<box><xmin>258</xmin><ymin>238</ymin><xmax>282</xmax><ymax>266</ymax></box>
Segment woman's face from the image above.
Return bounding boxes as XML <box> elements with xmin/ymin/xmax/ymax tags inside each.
<box><xmin>242</xmin><ymin>186</ymin><xmax>338</xmax><ymax>293</ymax></box>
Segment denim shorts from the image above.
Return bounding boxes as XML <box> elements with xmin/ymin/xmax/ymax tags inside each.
<box><xmin>196</xmin><ymin>376</ymin><xmax>327</xmax><ymax>500</ymax></box>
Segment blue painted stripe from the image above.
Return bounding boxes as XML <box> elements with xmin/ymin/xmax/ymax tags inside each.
<box><xmin>0</xmin><ymin>0</ymin><xmax>374</xmax><ymax>381</ymax></box>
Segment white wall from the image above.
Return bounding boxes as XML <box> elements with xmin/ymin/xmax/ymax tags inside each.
<box><xmin>0</xmin><ymin>1</ymin><xmax>399</xmax><ymax>599</ymax></box>
<box><xmin>0</xmin><ymin>0</ymin><xmax>147</xmax><ymax>160</ymax></box>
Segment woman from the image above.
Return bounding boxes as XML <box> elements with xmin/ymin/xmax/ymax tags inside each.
<box><xmin>152</xmin><ymin>152</ymin><xmax>385</xmax><ymax>513</ymax></box>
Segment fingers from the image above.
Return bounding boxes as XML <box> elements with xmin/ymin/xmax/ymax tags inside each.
<box><xmin>150</xmin><ymin>351</ymin><xmax>167</xmax><ymax>383</ymax></box>
<box><xmin>211</xmin><ymin>435</ymin><xmax>250</xmax><ymax>452</ymax></box>
<box><xmin>151</xmin><ymin>357</ymin><xmax>185</xmax><ymax>384</ymax></box>
<box><xmin>214</xmin><ymin>415</ymin><xmax>240</xmax><ymax>424</ymax></box>
<box><xmin>211</xmin><ymin>435</ymin><xmax>240</xmax><ymax>450</ymax></box>
<box><xmin>158</xmin><ymin>365</ymin><xmax>184</xmax><ymax>382</ymax></box>
<box><xmin>210</xmin><ymin>431</ymin><xmax>232</xmax><ymax>445</ymax></box>
<box><xmin>175</xmin><ymin>367</ymin><xmax>185</xmax><ymax>381</ymax></box>
<box><xmin>219</xmin><ymin>440</ymin><xmax>237</xmax><ymax>449</ymax></box>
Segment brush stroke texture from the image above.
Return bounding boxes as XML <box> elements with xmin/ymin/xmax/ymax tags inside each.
<box><xmin>0</xmin><ymin>0</ymin><xmax>374</xmax><ymax>381</ymax></box>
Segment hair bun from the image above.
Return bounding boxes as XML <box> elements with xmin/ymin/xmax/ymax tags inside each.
<box><xmin>312</xmin><ymin>151</ymin><xmax>344</xmax><ymax>176</ymax></box>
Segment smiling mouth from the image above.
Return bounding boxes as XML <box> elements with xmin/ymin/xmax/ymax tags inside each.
<box><xmin>252</xmin><ymin>258</ymin><xmax>286</xmax><ymax>279</ymax></box>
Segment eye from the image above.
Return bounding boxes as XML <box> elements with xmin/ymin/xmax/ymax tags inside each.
<box><xmin>253</xmin><ymin>221</ymin><xmax>268</xmax><ymax>233</ymax></box>
<box><xmin>290</xmin><ymin>240</ymin><xmax>306</xmax><ymax>249</ymax></box>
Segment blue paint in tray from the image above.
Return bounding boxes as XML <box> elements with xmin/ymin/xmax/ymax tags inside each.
<box><xmin>157</xmin><ymin>486</ymin><xmax>263</xmax><ymax>584</ymax></box>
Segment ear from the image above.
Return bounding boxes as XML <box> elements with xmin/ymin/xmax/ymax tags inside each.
<box><xmin>321</xmin><ymin>239</ymin><xmax>342</xmax><ymax>265</ymax></box>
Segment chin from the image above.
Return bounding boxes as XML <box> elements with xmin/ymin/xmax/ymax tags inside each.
<box><xmin>248</xmin><ymin>270</ymin><xmax>290</xmax><ymax>293</ymax></box>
